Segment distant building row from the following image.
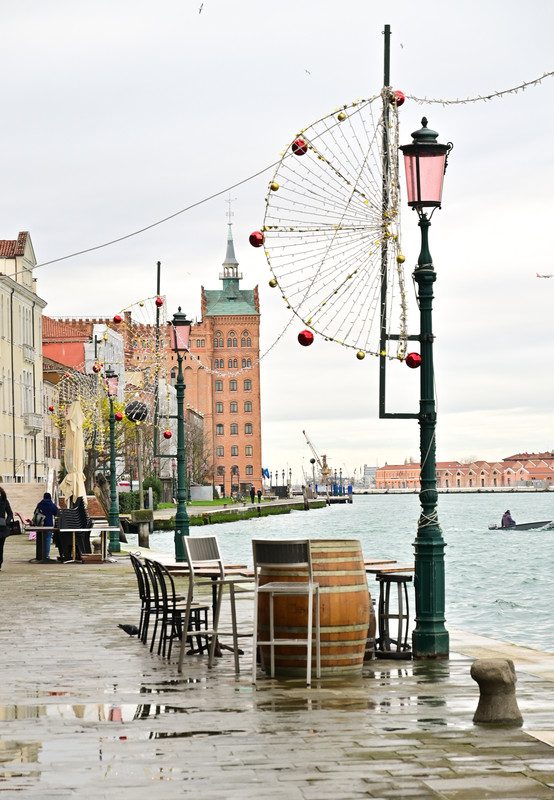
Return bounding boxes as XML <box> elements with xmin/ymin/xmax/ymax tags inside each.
<box><xmin>375</xmin><ymin>453</ymin><xmax>554</xmax><ymax>490</ymax></box>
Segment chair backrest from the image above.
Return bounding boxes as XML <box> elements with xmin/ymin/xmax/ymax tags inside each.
<box><xmin>184</xmin><ymin>535</ymin><xmax>225</xmax><ymax>581</ymax></box>
<box><xmin>130</xmin><ymin>554</ymin><xmax>150</xmax><ymax>602</ymax></box>
<box><xmin>252</xmin><ymin>539</ymin><xmax>313</xmax><ymax>582</ymax></box>
<box><xmin>153</xmin><ymin>561</ymin><xmax>180</xmax><ymax>610</ymax></box>
<box><xmin>143</xmin><ymin>558</ymin><xmax>161</xmax><ymax>606</ymax></box>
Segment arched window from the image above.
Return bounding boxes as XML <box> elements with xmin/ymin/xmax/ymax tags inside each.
<box><xmin>230</xmin><ymin>423</ymin><xmax>238</xmax><ymax>435</ymax></box>
<box><xmin>215</xmin><ymin>380</ymin><xmax>223</xmax><ymax>391</ymax></box>
<box><xmin>241</xmin><ymin>338</ymin><xmax>246</xmax><ymax>347</ymax></box>
<box><xmin>231</xmin><ymin>445</ymin><xmax>239</xmax><ymax>456</ymax></box>
<box><xmin>245</xmin><ymin>423</ymin><xmax>253</xmax><ymax>435</ymax></box>
<box><xmin>242</xmin><ymin>358</ymin><xmax>246</xmax><ymax>367</ymax></box>
<box><xmin>244</xmin><ymin>379</ymin><xmax>252</xmax><ymax>391</ymax></box>
<box><xmin>246</xmin><ymin>358</ymin><xmax>251</xmax><ymax>367</ymax></box>
<box><xmin>216</xmin><ymin>446</ymin><xmax>224</xmax><ymax>456</ymax></box>
<box><xmin>216</xmin><ymin>424</ymin><xmax>224</xmax><ymax>435</ymax></box>
<box><xmin>233</xmin><ymin>359</ymin><xmax>237</xmax><ymax>368</ymax></box>
<box><xmin>170</xmin><ymin>368</ymin><xmax>176</xmax><ymax>387</ymax></box>
<box><xmin>244</xmin><ymin>401</ymin><xmax>252</xmax><ymax>412</ymax></box>
<box><xmin>228</xmin><ymin>358</ymin><xmax>233</xmax><ymax>368</ymax></box>
<box><xmin>245</xmin><ymin>445</ymin><xmax>253</xmax><ymax>456</ymax></box>
<box><xmin>216</xmin><ymin>402</ymin><xmax>223</xmax><ymax>413</ymax></box>
<box><xmin>230</xmin><ymin>402</ymin><xmax>238</xmax><ymax>413</ymax></box>
<box><xmin>230</xmin><ymin>380</ymin><xmax>237</xmax><ymax>391</ymax></box>
<box><xmin>246</xmin><ymin>465</ymin><xmax>253</xmax><ymax>475</ymax></box>
<box><xmin>246</xmin><ymin>338</ymin><xmax>251</xmax><ymax>347</ymax></box>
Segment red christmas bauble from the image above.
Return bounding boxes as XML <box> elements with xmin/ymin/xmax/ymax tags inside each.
<box><xmin>115</xmin><ymin>412</ymin><xmax>123</xmax><ymax>421</ymax></box>
<box><xmin>249</xmin><ymin>231</ymin><xmax>264</xmax><ymax>248</ymax></box>
<box><xmin>92</xmin><ymin>363</ymin><xmax>101</xmax><ymax>373</ymax></box>
<box><xmin>163</xmin><ymin>430</ymin><xmax>172</xmax><ymax>440</ymax></box>
<box><xmin>298</xmin><ymin>329</ymin><xmax>314</xmax><ymax>347</ymax></box>
<box><xmin>292</xmin><ymin>138</ymin><xmax>308</xmax><ymax>156</ymax></box>
<box><xmin>48</xmin><ymin>405</ymin><xmax>54</xmax><ymax>412</ymax></box>
<box><xmin>406</xmin><ymin>352</ymin><xmax>422</xmax><ymax>369</ymax></box>
<box><xmin>391</xmin><ymin>90</ymin><xmax>405</xmax><ymax>107</ymax></box>
<box><xmin>155</xmin><ymin>297</ymin><xmax>163</xmax><ymax>308</ymax></box>
<box><xmin>64</xmin><ymin>372</ymin><xmax>70</xmax><ymax>378</ymax></box>
<box><xmin>113</xmin><ymin>314</ymin><xmax>122</xmax><ymax>324</ymax></box>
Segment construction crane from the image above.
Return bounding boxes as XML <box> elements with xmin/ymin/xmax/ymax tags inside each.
<box><xmin>302</xmin><ymin>430</ymin><xmax>332</xmax><ymax>487</ymax></box>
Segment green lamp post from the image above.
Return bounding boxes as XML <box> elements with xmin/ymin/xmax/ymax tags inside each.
<box><xmin>104</xmin><ymin>368</ymin><xmax>121</xmax><ymax>553</ymax></box>
<box><xmin>170</xmin><ymin>308</ymin><xmax>192</xmax><ymax>562</ymax></box>
<box><xmin>400</xmin><ymin>118</ymin><xmax>453</xmax><ymax>658</ymax></box>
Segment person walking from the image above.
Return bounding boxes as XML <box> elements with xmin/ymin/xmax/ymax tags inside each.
<box><xmin>0</xmin><ymin>487</ymin><xmax>14</xmax><ymax>570</ymax></box>
<box><xmin>249</xmin><ymin>486</ymin><xmax>256</xmax><ymax>504</ymax></box>
<box><xmin>34</xmin><ymin>492</ymin><xmax>59</xmax><ymax>559</ymax></box>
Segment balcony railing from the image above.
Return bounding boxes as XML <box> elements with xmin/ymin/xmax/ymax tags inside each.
<box><xmin>24</xmin><ymin>412</ymin><xmax>43</xmax><ymax>434</ymax></box>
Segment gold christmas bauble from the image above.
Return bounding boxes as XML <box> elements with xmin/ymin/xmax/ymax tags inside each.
<box><xmin>269</xmin><ymin>278</ymin><xmax>278</xmax><ymax>288</ymax></box>
<box><xmin>396</xmin><ymin>254</ymin><xmax>406</xmax><ymax>263</ymax></box>
<box><xmin>337</xmin><ymin>112</ymin><xmax>346</xmax><ymax>122</ymax></box>
<box><xmin>270</xmin><ymin>182</ymin><xmax>279</xmax><ymax>192</ymax></box>
<box><xmin>356</xmin><ymin>350</ymin><xmax>365</xmax><ymax>360</ymax></box>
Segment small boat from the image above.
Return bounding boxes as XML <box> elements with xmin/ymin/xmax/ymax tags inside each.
<box><xmin>488</xmin><ymin>520</ymin><xmax>554</xmax><ymax>531</ymax></box>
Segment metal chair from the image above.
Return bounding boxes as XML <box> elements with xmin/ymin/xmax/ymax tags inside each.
<box><xmin>129</xmin><ymin>553</ymin><xmax>153</xmax><ymax>644</ymax></box>
<box><xmin>144</xmin><ymin>558</ymin><xmax>209</xmax><ymax>659</ymax></box>
<box><xmin>252</xmin><ymin>539</ymin><xmax>321</xmax><ymax>687</ymax></box>
<box><xmin>177</xmin><ymin>535</ymin><xmax>253</xmax><ymax>674</ymax></box>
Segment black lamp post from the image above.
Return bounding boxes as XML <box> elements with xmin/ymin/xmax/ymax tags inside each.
<box><xmin>169</xmin><ymin>307</ymin><xmax>192</xmax><ymax>562</ymax></box>
<box><xmin>400</xmin><ymin>117</ymin><xmax>452</xmax><ymax>658</ymax></box>
<box><xmin>105</xmin><ymin>368</ymin><xmax>120</xmax><ymax>553</ymax></box>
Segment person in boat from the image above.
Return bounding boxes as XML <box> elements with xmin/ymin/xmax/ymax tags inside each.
<box><xmin>501</xmin><ymin>510</ymin><xmax>516</xmax><ymax>527</ymax></box>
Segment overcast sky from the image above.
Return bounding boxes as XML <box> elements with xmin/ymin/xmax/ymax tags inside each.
<box><xmin>2</xmin><ymin>0</ymin><xmax>554</xmax><ymax>483</ymax></box>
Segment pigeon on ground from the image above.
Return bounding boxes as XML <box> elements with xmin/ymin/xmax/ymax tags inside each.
<box><xmin>118</xmin><ymin>624</ymin><xmax>140</xmax><ymax>636</ymax></box>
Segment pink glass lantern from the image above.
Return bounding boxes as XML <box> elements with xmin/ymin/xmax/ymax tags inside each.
<box><xmin>400</xmin><ymin>118</ymin><xmax>453</xmax><ymax>211</ymax></box>
<box><xmin>169</xmin><ymin>307</ymin><xmax>192</xmax><ymax>352</ymax></box>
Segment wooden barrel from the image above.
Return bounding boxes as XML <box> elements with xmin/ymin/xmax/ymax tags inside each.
<box><xmin>257</xmin><ymin>539</ymin><xmax>371</xmax><ymax>677</ymax></box>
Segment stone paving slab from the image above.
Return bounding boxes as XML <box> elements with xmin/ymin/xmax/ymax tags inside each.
<box><xmin>0</xmin><ymin>536</ymin><xmax>553</xmax><ymax>798</ymax></box>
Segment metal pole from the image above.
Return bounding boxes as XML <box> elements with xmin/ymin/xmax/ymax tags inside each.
<box><xmin>153</xmin><ymin>261</ymin><xmax>161</xmax><ymax>479</ymax></box>
<box><xmin>174</xmin><ymin>352</ymin><xmax>189</xmax><ymax>561</ymax></box>
<box><xmin>379</xmin><ymin>23</ymin><xmax>391</xmax><ymax>415</ymax></box>
<box><xmin>412</xmin><ymin>213</ymin><xmax>449</xmax><ymax>658</ymax></box>
<box><xmin>136</xmin><ymin>425</ymin><xmax>144</xmax><ymax>509</ymax></box>
<box><xmin>108</xmin><ymin>397</ymin><xmax>120</xmax><ymax>552</ymax></box>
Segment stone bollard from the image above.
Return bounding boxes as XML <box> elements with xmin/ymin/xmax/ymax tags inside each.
<box><xmin>91</xmin><ymin>537</ymin><xmax>102</xmax><ymax>554</ymax></box>
<box><xmin>470</xmin><ymin>658</ymin><xmax>522</xmax><ymax>725</ymax></box>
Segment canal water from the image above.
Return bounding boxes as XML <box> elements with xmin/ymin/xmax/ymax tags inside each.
<box><xmin>148</xmin><ymin>492</ymin><xmax>554</xmax><ymax>655</ymax></box>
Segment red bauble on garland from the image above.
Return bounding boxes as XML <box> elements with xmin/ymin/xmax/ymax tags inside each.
<box><xmin>391</xmin><ymin>90</ymin><xmax>405</xmax><ymax>107</ymax></box>
<box><xmin>48</xmin><ymin>405</ymin><xmax>54</xmax><ymax>412</ymax></box>
<box><xmin>115</xmin><ymin>412</ymin><xmax>123</xmax><ymax>422</ymax></box>
<box><xmin>298</xmin><ymin>329</ymin><xmax>314</xmax><ymax>347</ymax></box>
<box><xmin>155</xmin><ymin>297</ymin><xmax>164</xmax><ymax>308</ymax></box>
<box><xmin>292</xmin><ymin>138</ymin><xmax>308</xmax><ymax>156</ymax></box>
<box><xmin>92</xmin><ymin>363</ymin><xmax>101</xmax><ymax>373</ymax></box>
<box><xmin>113</xmin><ymin>314</ymin><xmax>122</xmax><ymax>324</ymax></box>
<box><xmin>249</xmin><ymin>231</ymin><xmax>264</xmax><ymax>248</ymax></box>
<box><xmin>406</xmin><ymin>352</ymin><xmax>422</xmax><ymax>369</ymax></box>
<box><xmin>163</xmin><ymin>430</ymin><xmax>172</xmax><ymax>440</ymax></box>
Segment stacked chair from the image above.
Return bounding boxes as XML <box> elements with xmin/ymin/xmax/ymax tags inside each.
<box><xmin>129</xmin><ymin>554</ymin><xmax>209</xmax><ymax>659</ymax></box>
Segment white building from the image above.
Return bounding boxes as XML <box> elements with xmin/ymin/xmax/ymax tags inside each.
<box><xmin>0</xmin><ymin>232</ymin><xmax>47</xmax><ymax>485</ymax></box>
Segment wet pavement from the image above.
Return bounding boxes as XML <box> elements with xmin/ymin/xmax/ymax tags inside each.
<box><xmin>1</xmin><ymin>535</ymin><xmax>554</xmax><ymax>798</ymax></box>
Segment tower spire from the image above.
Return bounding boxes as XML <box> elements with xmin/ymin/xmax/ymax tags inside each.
<box><xmin>220</xmin><ymin>196</ymin><xmax>242</xmax><ymax>281</ymax></box>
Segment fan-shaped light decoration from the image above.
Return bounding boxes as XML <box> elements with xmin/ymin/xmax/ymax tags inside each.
<box><xmin>406</xmin><ymin>352</ymin><xmax>422</xmax><ymax>369</ymax></box>
<box><xmin>163</xmin><ymin>429</ymin><xmax>172</xmax><ymax>440</ymax></box>
<box><xmin>291</xmin><ymin>137</ymin><xmax>308</xmax><ymax>156</ymax></box>
<box><xmin>298</xmin><ymin>329</ymin><xmax>314</xmax><ymax>346</ymax></box>
<box><xmin>261</xmin><ymin>92</ymin><xmax>408</xmax><ymax>360</ymax></box>
<box><xmin>249</xmin><ymin>231</ymin><xmax>264</xmax><ymax>248</ymax></box>
<box><xmin>115</xmin><ymin>411</ymin><xmax>123</xmax><ymax>421</ymax></box>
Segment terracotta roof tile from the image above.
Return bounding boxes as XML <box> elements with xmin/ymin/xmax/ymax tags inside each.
<box><xmin>42</xmin><ymin>315</ymin><xmax>90</xmax><ymax>341</ymax></box>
